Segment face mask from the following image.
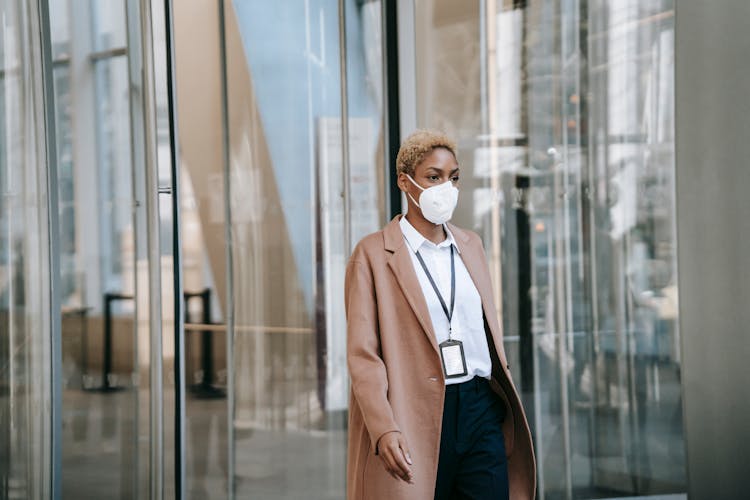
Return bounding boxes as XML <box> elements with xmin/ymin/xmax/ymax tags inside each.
<box><xmin>406</xmin><ymin>175</ymin><xmax>459</xmax><ymax>225</ymax></box>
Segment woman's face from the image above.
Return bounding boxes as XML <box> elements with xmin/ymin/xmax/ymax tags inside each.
<box><xmin>398</xmin><ymin>147</ymin><xmax>460</xmax><ymax>215</ymax></box>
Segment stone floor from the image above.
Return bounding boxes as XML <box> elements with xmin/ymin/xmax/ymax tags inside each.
<box><xmin>60</xmin><ymin>388</ymin><xmax>346</xmax><ymax>499</ymax></box>
<box><xmin>57</xmin><ymin>384</ymin><xmax>688</xmax><ymax>499</ymax></box>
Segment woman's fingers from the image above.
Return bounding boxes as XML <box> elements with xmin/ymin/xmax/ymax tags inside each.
<box><xmin>385</xmin><ymin>465</ymin><xmax>400</xmax><ymax>481</ymax></box>
<box><xmin>398</xmin><ymin>435</ymin><xmax>413</xmax><ymax>465</ymax></box>
<box><xmin>378</xmin><ymin>432</ymin><xmax>413</xmax><ymax>483</ymax></box>
<box><xmin>386</xmin><ymin>440</ymin><xmax>413</xmax><ymax>482</ymax></box>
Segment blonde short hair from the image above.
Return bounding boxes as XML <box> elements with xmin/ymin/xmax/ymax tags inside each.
<box><xmin>396</xmin><ymin>129</ymin><xmax>458</xmax><ymax>176</ymax></box>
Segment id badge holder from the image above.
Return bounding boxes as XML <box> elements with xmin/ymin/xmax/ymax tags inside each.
<box><xmin>439</xmin><ymin>339</ymin><xmax>468</xmax><ymax>379</ymax></box>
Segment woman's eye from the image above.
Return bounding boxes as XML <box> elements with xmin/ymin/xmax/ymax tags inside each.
<box><xmin>428</xmin><ymin>175</ymin><xmax>439</xmax><ymax>181</ymax></box>
<box><xmin>451</xmin><ymin>176</ymin><xmax>460</xmax><ymax>182</ymax></box>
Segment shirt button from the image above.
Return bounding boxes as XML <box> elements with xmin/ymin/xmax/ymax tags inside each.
<box><xmin>428</xmin><ymin>376</ymin><xmax>439</xmax><ymax>382</ymax></box>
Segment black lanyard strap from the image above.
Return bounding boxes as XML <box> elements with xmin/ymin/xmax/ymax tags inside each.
<box><xmin>414</xmin><ymin>245</ymin><xmax>455</xmax><ymax>335</ymax></box>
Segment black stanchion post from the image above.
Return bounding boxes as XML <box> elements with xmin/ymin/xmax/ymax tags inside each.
<box><xmin>91</xmin><ymin>293</ymin><xmax>132</xmax><ymax>392</ymax></box>
<box><xmin>184</xmin><ymin>288</ymin><xmax>224</xmax><ymax>399</ymax></box>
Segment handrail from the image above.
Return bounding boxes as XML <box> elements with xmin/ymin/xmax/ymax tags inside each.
<box><xmin>183</xmin><ymin>323</ymin><xmax>314</xmax><ymax>335</ymax></box>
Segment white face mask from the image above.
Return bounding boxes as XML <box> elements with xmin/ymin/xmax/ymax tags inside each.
<box><xmin>405</xmin><ymin>174</ymin><xmax>459</xmax><ymax>225</ymax></box>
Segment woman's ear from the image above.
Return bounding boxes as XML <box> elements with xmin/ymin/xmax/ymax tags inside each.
<box><xmin>397</xmin><ymin>172</ymin><xmax>409</xmax><ymax>193</ymax></box>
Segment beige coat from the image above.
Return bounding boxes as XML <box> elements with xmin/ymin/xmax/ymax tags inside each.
<box><xmin>346</xmin><ymin>215</ymin><xmax>536</xmax><ymax>500</ymax></box>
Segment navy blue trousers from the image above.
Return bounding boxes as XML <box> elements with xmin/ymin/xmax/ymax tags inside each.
<box><xmin>434</xmin><ymin>377</ymin><xmax>509</xmax><ymax>500</ymax></box>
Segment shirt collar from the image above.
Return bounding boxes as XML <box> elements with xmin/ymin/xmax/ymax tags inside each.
<box><xmin>399</xmin><ymin>215</ymin><xmax>460</xmax><ymax>254</ymax></box>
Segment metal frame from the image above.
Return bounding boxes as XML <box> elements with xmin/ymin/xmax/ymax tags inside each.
<box><xmin>137</xmin><ymin>0</ymin><xmax>167</xmax><ymax>497</ymax></box>
<box><xmin>382</xmin><ymin>0</ymin><xmax>402</xmax><ymax>219</ymax></box>
<box><xmin>124</xmin><ymin>0</ymin><xmax>160</xmax><ymax>496</ymax></box>
<box><xmin>35</xmin><ymin>0</ymin><xmax>62</xmax><ymax>497</ymax></box>
<box><xmin>160</xmin><ymin>0</ymin><xmax>187</xmax><ymax>497</ymax></box>
<box><xmin>216</xmin><ymin>1</ymin><xmax>236</xmax><ymax>498</ymax></box>
<box><xmin>89</xmin><ymin>47</ymin><xmax>128</xmax><ymax>61</ymax></box>
<box><xmin>338</xmin><ymin>0</ymin><xmax>352</xmax><ymax>256</ymax></box>
<box><xmin>394</xmin><ymin>0</ymin><xmax>417</xmax><ymax>221</ymax></box>
<box><xmin>396</xmin><ymin>0</ymin><xmax>416</xmax><ymax>146</ymax></box>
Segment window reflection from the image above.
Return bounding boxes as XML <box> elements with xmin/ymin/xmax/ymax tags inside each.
<box><xmin>415</xmin><ymin>0</ymin><xmax>684</xmax><ymax>497</ymax></box>
<box><xmin>171</xmin><ymin>0</ymin><xmax>387</xmax><ymax>497</ymax></box>
<box><xmin>0</xmin><ymin>2</ymin><xmax>53</xmax><ymax>498</ymax></box>
<box><xmin>2</xmin><ymin>0</ymin><xmax>690</xmax><ymax>497</ymax></box>
<box><xmin>225</xmin><ymin>0</ymin><xmax>387</xmax><ymax>495</ymax></box>
<box><xmin>48</xmin><ymin>0</ymin><xmax>140</xmax><ymax>497</ymax></box>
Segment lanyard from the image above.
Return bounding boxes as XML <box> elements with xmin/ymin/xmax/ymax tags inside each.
<box><xmin>414</xmin><ymin>245</ymin><xmax>456</xmax><ymax>339</ymax></box>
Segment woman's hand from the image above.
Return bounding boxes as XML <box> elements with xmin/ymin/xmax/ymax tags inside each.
<box><xmin>377</xmin><ymin>431</ymin><xmax>414</xmax><ymax>483</ymax></box>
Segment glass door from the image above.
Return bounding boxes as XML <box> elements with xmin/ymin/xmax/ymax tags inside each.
<box><xmin>44</xmin><ymin>0</ymin><xmax>174</xmax><ymax>497</ymax></box>
<box><xmin>0</xmin><ymin>1</ymin><xmax>55</xmax><ymax>498</ymax></box>
<box><xmin>47</xmin><ymin>1</ymin><xmax>142</xmax><ymax>495</ymax></box>
<box><xmin>170</xmin><ymin>0</ymin><xmax>389</xmax><ymax>497</ymax></box>
<box><xmin>4</xmin><ymin>0</ymin><xmax>207</xmax><ymax>498</ymax></box>
<box><xmin>410</xmin><ymin>0</ymin><xmax>685</xmax><ymax>498</ymax></box>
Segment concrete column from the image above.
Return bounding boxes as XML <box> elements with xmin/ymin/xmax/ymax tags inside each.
<box><xmin>675</xmin><ymin>2</ymin><xmax>750</xmax><ymax>498</ymax></box>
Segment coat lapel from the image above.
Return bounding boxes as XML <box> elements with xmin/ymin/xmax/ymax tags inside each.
<box><xmin>383</xmin><ymin>216</ymin><xmax>440</xmax><ymax>356</ymax></box>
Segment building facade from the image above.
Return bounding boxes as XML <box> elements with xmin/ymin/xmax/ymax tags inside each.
<box><xmin>5</xmin><ymin>0</ymin><xmax>743</xmax><ymax>499</ymax></box>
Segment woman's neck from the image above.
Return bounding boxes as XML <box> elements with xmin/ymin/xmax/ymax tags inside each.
<box><xmin>405</xmin><ymin>212</ymin><xmax>446</xmax><ymax>244</ymax></box>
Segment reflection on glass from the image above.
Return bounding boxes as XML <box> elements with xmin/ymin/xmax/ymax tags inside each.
<box><xmin>226</xmin><ymin>1</ymin><xmax>350</xmax><ymax>495</ymax></box>
<box><xmin>416</xmin><ymin>0</ymin><xmax>684</xmax><ymax>498</ymax></box>
<box><xmin>171</xmin><ymin>1</ymin><xmax>230</xmax><ymax>497</ymax></box>
<box><xmin>91</xmin><ymin>0</ymin><xmax>128</xmax><ymax>52</ymax></box>
<box><xmin>224</xmin><ymin>2</ymin><xmax>346</xmax><ymax>494</ymax></box>
<box><xmin>48</xmin><ymin>0</ymin><xmax>140</xmax><ymax>497</ymax></box>
<box><xmin>174</xmin><ymin>0</ymin><xmax>388</xmax><ymax>494</ymax></box>
<box><xmin>0</xmin><ymin>2</ymin><xmax>53</xmax><ymax>498</ymax></box>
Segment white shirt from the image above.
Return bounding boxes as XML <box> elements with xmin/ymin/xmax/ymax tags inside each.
<box><xmin>400</xmin><ymin>216</ymin><xmax>492</xmax><ymax>385</ymax></box>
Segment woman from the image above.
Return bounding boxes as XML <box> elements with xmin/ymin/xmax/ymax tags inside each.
<box><xmin>345</xmin><ymin>130</ymin><xmax>536</xmax><ymax>500</ymax></box>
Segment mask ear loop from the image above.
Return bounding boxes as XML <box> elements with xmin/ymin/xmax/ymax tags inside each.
<box><xmin>405</xmin><ymin>174</ymin><xmax>424</xmax><ymax>208</ymax></box>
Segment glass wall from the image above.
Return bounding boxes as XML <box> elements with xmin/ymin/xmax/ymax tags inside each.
<box><xmin>2</xmin><ymin>0</ymin><xmax>389</xmax><ymax>497</ymax></box>
<box><xmin>1</xmin><ymin>0</ymin><xmax>173</xmax><ymax>497</ymax></box>
<box><xmin>46</xmin><ymin>0</ymin><xmax>144</xmax><ymax>497</ymax></box>
<box><xmin>413</xmin><ymin>0</ymin><xmax>684</xmax><ymax>498</ymax></box>
<box><xmin>0</xmin><ymin>0</ymin><xmax>690</xmax><ymax>498</ymax></box>
<box><xmin>171</xmin><ymin>0</ymin><xmax>387</xmax><ymax>497</ymax></box>
<box><xmin>0</xmin><ymin>1</ymin><xmax>54</xmax><ymax>498</ymax></box>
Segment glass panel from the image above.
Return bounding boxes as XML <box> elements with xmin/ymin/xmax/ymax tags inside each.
<box><xmin>173</xmin><ymin>0</ymin><xmax>387</xmax><ymax>497</ymax></box>
<box><xmin>90</xmin><ymin>0</ymin><xmax>127</xmax><ymax>52</ymax></box>
<box><xmin>47</xmin><ymin>0</ymin><xmax>141</xmax><ymax>497</ymax></box>
<box><xmin>49</xmin><ymin>0</ymin><xmax>71</xmax><ymax>59</ymax></box>
<box><xmin>224</xmin><ymin>1</ymin><xmax>349</xmax><ymax>494</ymax></box>
<box><xmin>414</xmin><ymin>0</ymin><xmax>684</xmax><ymax>498</ymax></box>
<box><xmin>0</xmin><ymin>1</ymin><xmax>53</xmax><ymax>498</ymax></box>
<box><xmin>345</xmin><ymin>0</ymin><xmax>388</xmax><ymax>244</ymax></box>
<box><xmin>171</xmin><ymin>2</ymin><xmax>229</xmax><ymax>497</ymax></box>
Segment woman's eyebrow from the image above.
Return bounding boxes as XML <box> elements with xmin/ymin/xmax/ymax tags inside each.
<box><xmin>422</xmin><ymin>166</ymin><xmax>458</xmax><ymax>173</ymax></box>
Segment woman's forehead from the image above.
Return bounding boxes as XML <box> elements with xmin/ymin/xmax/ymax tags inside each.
<box><xmin>417</xmin><ymin>151</ymin><xmax>459</xmax><ymax>172</ymax></box>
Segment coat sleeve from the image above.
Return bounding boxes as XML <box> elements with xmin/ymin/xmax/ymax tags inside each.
<box><xmin>345</xmin><ymin>257</ymin><xmax>401</xmax><ymax>453</ymax></box>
